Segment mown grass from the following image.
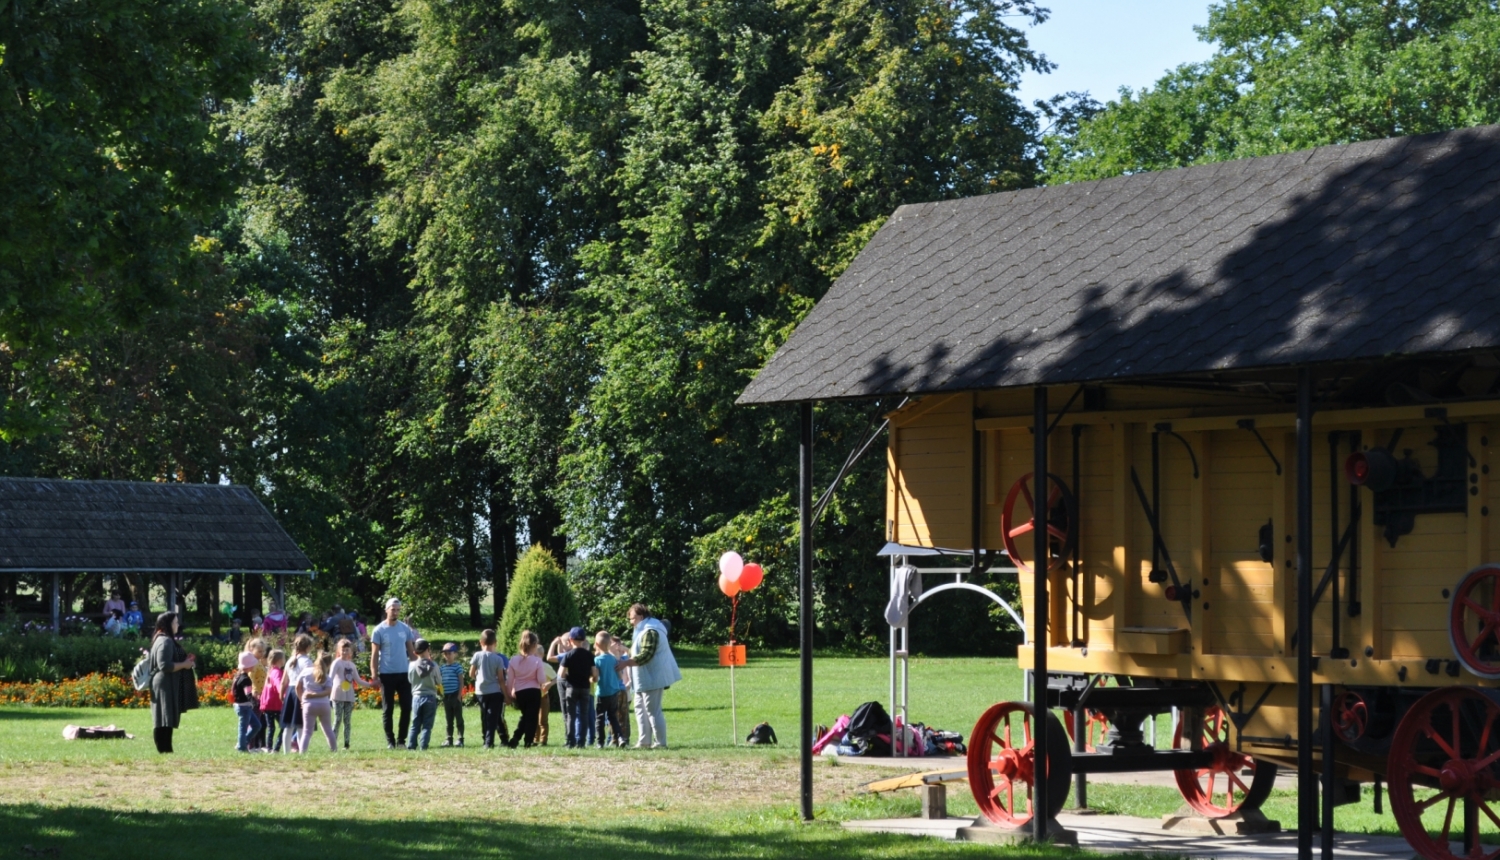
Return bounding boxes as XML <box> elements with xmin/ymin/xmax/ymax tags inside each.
<box><xmin>1</xmin><ymin>648</ymin><xmax>1489</xmax><ymax>856</ymax></box>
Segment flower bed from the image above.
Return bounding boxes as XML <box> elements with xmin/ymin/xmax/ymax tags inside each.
<box><xmin>0</xmin><ymin>673</ymin><xmax>148</xmax><ymax>708</ymax></box>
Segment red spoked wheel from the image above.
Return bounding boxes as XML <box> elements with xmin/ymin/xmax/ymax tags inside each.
<box><xmin>1388</xmin><ymin>687</ymin><xmax>1500</xmax><ymax>860</ymax></box>
<box><xmin>1450</xmin><ymin>564</ymin><xmax>1500</xmax><ymax>679</ymax></box>
<box><xmin>967</xmin><ymin>702</ymin><xmax>1072</xmax><ymax>827</ymax></box>
<box><xmin>1172</xmin><ymin>706</ymin><xmax>1278</xmax><ymax>817</ymax></box>
<box><xmin>1000</xmin><ymin>472</ymin><xmax>1078</xmax><ymax>575</ymax></box>
<box><xmin>1334</xmin><ymin>691</ymin><xmax>1370</xmax><ymax>743</ymax></box>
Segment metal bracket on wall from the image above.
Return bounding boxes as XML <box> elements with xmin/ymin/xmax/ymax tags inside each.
<box><xmin>1237</xmin><ymin>418</ymin><xmax>1283</xmax><ymax>475</ymax></box>
<box><xmin>1154</xmin><ymin>423</ymin><xmax>1200</xmax><ymax>478</ymax></box>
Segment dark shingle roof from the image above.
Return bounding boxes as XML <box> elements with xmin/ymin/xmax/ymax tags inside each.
<box><xmin>738</xmin><ymin>125</ymin><xmax>1500</xmax><ymax>404</ymax></box>
<box><xmin>0</xmin><ymin>478</ymin><xmax>315</xmax><ymax>574</ymax></box>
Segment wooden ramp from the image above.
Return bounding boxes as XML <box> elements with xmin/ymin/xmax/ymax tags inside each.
<box><xmin>861</xmin><ymin>768</ymin><xmax>968</xmax><ymax>793</ymax></box>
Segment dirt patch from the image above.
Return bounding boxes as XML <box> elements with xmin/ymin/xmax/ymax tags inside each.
<box><xmin>0</xmin><ymin>753</ymin><xmax>878</xmax><ymax>820</ymax></box>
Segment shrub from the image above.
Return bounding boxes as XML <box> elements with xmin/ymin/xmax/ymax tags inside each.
<box><xmin>0</xmin><ymin>628</ymin><xmax>146</xmax><ymax>682</ymax></box>
<box><xmin>497</xmin><ymin>546</ymin><xmax>579</xmax><ymax>655</ymax></box>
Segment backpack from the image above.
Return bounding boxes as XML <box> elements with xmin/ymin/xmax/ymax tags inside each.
<box><xmin>746</xmin><ymin>722</ymin><xmax>778</xmax><ymax>745</ymax></box>
<box><xmin>130</xmin><ymin>654</ymin><xmax>152</xmax><ymax>691</ymax></box>
<box><xmin>846</xmin><ymin>701</ymin><xmax>892</xmax><ymax>742</ymax></box>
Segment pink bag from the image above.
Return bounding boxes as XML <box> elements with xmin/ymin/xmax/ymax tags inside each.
<box><xmin>812</xmin><ymin>714</ymin><xmax>851</xmax><ymax>754</ymax></box>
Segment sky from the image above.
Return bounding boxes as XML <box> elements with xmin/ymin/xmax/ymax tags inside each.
<box><xmin>1014</xmin><ymin>1</ymin><xmax>1219</xmax><ymax>109</ymax></box>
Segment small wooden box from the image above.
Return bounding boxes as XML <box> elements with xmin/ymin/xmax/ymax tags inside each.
<box><xmin>1116</xmin><ymin>627</ymin><xmax>1189</xmax><ymax>655</ymax></box>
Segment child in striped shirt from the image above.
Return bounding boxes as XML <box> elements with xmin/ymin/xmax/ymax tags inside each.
<box><xmin>439</xmin><ymin>642</ymin><xmax>466</xmax><ymax>747</ymax></box>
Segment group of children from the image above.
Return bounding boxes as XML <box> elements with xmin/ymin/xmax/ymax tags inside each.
<box><xmin>228</xmin><ymin>625</ymin><xmax>638</xmax><ymax>753</ymax></box>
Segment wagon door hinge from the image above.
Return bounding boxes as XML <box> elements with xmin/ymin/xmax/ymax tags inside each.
<box><xmin>1236</xmin><ymin>419</ymin><xmax>1282</xmax><ymax>475</ymax></box>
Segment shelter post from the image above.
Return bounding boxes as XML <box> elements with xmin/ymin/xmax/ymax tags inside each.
<box><xmin>1032</xmin><ymin>386</ymin><xmax>1049</xmax><ymax>842</ymax></box>
<box><xmin>167</xmin><ymin>574</ymin><xmax>178</xmax><ymax>618</ymax></box>
<box><xmin>275</xmin><ymin>574</ymin><xmax>286</xmax><ymax>619</ymax></box>
<box><xmin>799</xmin><ymin>400</ymin><xmax>814</xmax><ymax>822</ymax></box>
<box><xmin>50</xmin><ymin>572</ymin><xmax>60</xmax><ymax>632</ymax></box>
<box><xmin>1296</xmin><ymin>368</ymin><xmax>1315</xmax><ymax>860</ymax></box>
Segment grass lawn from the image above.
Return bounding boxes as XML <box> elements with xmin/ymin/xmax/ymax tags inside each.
<box><xmin>0</xmin><ymin>648</ymin><xmax>1484</xmax><ymax>856</ymax></box>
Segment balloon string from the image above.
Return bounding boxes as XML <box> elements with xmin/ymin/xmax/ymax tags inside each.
<box><xmin>730</xmin><ymin>593</ymin><xmax>739</xmax><ymax>645</ymax></box>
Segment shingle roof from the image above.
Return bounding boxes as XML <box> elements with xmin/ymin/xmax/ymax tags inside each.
<box><xmin>737</xmin><ymin>125</ymin><xmax>1500</xmax><ymax>404</ymax></box>
<box><xmin>0</xmin><ymin>478</ymin><xmax>315</xmax><ymax>574</ymax></box>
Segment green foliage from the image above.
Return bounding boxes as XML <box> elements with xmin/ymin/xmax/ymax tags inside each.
<box><xmin>381</xmin><ymin>531</ymin><xmax>465</xmax><ymax>627</ymax></box>
<box><xmin>496</xmin><ymin>546</ymin><xmax>580</xmax><ymax>653</ymax></box>
<box><xmin>0</xmin><ymin>629</ymin><xmax>144</xmax><ymax>682</ymax></box>
<box><xmin>1046</xmin><ymin>0</ymin><xmax>1500</xmax><ymax>181</ymax></box>
<box><xmin>0</xmin><ymin>0</ymin><xmax>261</xmax><ymax>440</ymax></box>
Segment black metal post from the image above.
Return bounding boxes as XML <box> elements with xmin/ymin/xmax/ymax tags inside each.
<box><xmin>1321</xmin><ymin>683</ymin><xmax>1334</xmax><ymax>859</ymax></box>
<box><xmin>1297</xmin><ymin>368</ymin><xmax>1315</xmax><ymax>860</ymax></box>
<box><xmin>799</xmin><ymin>401</ymin><xmax>815</xmax><ymax>822</ymax></box>
<box><xmin>1033</xmin><ymin>387</ymin><xmax>1050</xmax><ymax>842</ymax></box>
<box><xmin>1073</xmin><ymin>706</ymin><xmax>1087</xmax><ymax>809</ymax></box>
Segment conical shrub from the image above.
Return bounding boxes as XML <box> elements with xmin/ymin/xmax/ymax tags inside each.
<box><xmin>497</xmin><ymin>545</ymin><xmax>580</xmax><ymax>655</ymax></box>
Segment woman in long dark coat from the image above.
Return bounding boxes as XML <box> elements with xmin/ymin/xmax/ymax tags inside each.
<box><xmin>149</xmin><ymin>612</ymin><xmax>196</xmax><ymax>753</ymax></box>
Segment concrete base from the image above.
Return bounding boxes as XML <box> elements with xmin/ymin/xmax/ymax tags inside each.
<box><xmin>955</xmin><ymin>816</ymin><xmax>1079</xmax><ymax>847</ymax></box>
<box><xmin>1161</xmin><ymin>805</ymin><xmax>1281</xmax><ymax>835</ymax></box>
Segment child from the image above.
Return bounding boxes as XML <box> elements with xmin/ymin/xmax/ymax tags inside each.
<box><xmin>233</xmin><ymin>652</ymin><xmax>259</xmax><ymax>752</ymax></box>
<box><xmin>532</xmin><ymin>640</ymin><xmax>557</xmax><ymax>746</ymax></box>
<box><xmin>610</xmin><ymin>635</ymin><xmax>632</xmax><ymax>746</ymax></box>
<box><xmin>330</xmin><ymin>638</ymin><xmax>373</xmax><ymax>750</ymax></box>
<box><xmin>439</xmin><ymin>642</ymin><xmax>466</xmax><ymax>747</ymax></box>
<box><xmin>593</xmin><ymin>631</ymin><xmax>635</xmax><ymax>748</ymax></box>
<box><xmin>260</xmin><ymin>649</ymin><xmax>286</xmax><ymax>752</ymax></box>
<box><xmin>279</xmin><ymin>634</ymin><xmax>314</xmax><ymax>753</ymax></box>
<box><xmin>557</xmin><ymin>628</ymin><xmax>597</xmax><ymax>749</ymax></box>
<box><xmin>505</xmin><ymin>631</ymin><xmax>547</xmax><ymax>749</ymax></box>
<box><xmin>244</xmin><ymin>638</ymin><xmax>269</xmax><ymax>750</ymax></box>
<box><xmin>123</xmin><ymin>601</ymin><xmax>143</xmax><ymax>634</ymax></box>
<box><xmin>297</xmin><ymin>652</ymin><xmax>337</xmax><ymax>752</ymax></box>
<box><xmin>407</xmin><ymin>639</ymin><xmax>441</xmax><ymax>750</ymax></box>
<box><xmin>470</xmin><ymin>629</ymin><xmax>509</xmax><ymax>749</ymax></box>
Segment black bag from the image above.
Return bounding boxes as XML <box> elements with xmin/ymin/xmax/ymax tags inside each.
<box><xmin>846</xmin><ymin>701</ymin><xmax>892</xmax><ymax>742</ymax></box>
<box><xmin>746</xmin><ymin>722</ymin><xmax>778</xmax><ymax>745</ymax></box>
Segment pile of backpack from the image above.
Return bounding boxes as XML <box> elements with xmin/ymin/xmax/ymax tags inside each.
<box><xmin>810</xmin><ymin>701</ymin><xmax>966</xmax><ymax>757</ymax></box>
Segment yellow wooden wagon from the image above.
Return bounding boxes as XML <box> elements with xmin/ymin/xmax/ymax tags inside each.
<box><xmin>739</xmin><ymin>124</ymin><xmax>1500</xmax><ymax>860</ymax></box>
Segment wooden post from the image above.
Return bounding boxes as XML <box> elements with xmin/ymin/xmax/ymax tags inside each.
<box><xmin>1033</xmin><ymin>386</ymin><xmax>1050</xmax><ymax>842</ymax></box>
<box><xmin>799</xmin><ymin>401</ymin><xmax>814</xmax><ymax>822</ymax></box>
<box><xmin>50</xmin><ymin>572</ymin><xmax>60</xmax><ymax>632</ymax></box>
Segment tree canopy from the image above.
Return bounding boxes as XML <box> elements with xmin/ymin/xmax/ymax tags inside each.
<box><xmin>1045</xmin><ymin>0</ymin><xmax>1500</xmax><ymax>182</ymax></box>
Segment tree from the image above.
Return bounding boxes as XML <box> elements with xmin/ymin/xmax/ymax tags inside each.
<box><xmin>562</xmin><ymin>0</ymin><xmax>1050</xmax><ymax>643</ymax></box>
<box><xmin>1046</xmin><ymin>0</ymin><xmax>1500</xmax><ymax>182</ymax></box>
<box><xmin>0</xmin><ymin>0</ymin><xmax>260</xmax><ymax>440</ymax></box>
<box><xmin>497</xmin><ymin>546</ymin><xmax>580</xmax><ymax>652</ymax></box>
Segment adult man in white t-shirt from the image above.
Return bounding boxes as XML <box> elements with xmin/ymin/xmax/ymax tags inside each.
<box><xmin>369</xmin><ymin>598</ymin><xmax>418</xmax><ymax>749</ymax></box>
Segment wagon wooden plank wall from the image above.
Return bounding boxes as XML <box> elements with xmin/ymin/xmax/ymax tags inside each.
<box><xmin>738</xmin><ymin>124</ymin><xmax>1500</xmax><ymax>860</ymax></box>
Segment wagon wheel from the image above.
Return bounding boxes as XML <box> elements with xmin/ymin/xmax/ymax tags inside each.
<box><xmin>967</xmin><ymin>702</ymin><xmax>1072</xmax><ymax>827</ymax></box>
<box><xmin>1064</xmin><ymin>676</ymin><xmax>1112</xmax><ymax>753</ymax></box>
<box><xmin>1000</xmin><ymin>472</ymin><xmax>1078</xmax><ymax>575</ymax></box>
<box><xmin>1172</xmin><ymin>706</ymin><xmax>1278</xmax><ymax>817</ymax></box>
<box><xmin>1387</xmin><ymin>687</ymin><xmax>1500</xmax><ymax>860</ymax></box>
<box><xmin>1334</xmin><ymin>691</ymin><xmax>1370</xmax><ymax>743</ymax></box>
<box><xmin>1449</xmin><ymin>564</ymin><xmax>1500</xmax><ymax>679</ymax></box>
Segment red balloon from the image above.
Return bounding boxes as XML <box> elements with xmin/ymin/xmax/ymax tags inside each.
<box><xmin>718</xmin><ymin>570</ymin><xmax>741</xmax><ymax>598</ymax></box>
<box><xmin>738</xmin><ymin>563</ymin><xmax>763</xmax><ymax>591</ymax></box>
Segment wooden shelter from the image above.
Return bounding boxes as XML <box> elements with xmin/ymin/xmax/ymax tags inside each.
<box><xmin>0</xmin><ymin>478</ymin><xmax>316</xmax><ymax>628</ymax></box>
<box><xmin>739</xmin><ymin>124</ymin><xmax>1500</xmax><ymax>860</ymax></box>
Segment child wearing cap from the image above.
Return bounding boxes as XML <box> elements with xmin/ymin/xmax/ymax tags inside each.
<box><xmin>558</xmin><ymin>627</ymin><xmax>598</xmax><ymax>749</ymax></box>
<box><xmin>233</xmin><ymin>652</ymin><xmax>259</xmax><ymax>752</ymax></box>
<box><xmin>407</xmin><ymin>639</ymin><xmax>442</xmax><ymax>750</ymax></box>
<box><xmin>439</xmin><ymin>642</ymin><xmax>466</xmax><ymax>747</ymax></box>
<box><xmin>123</xmin><ymin>602</ymin><xmax>143</xmax><ymax>634</ymax></box>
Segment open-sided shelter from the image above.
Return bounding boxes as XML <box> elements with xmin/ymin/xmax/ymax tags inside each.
<box><xmin>0</xmin><ymin>478</ymin><xmax>316</xmax><ymax>629</ymax></box>
<box><xmin>739</xmin><ymin>124</ymin><xmax>1500</xmax><ymax>860</ymax></box>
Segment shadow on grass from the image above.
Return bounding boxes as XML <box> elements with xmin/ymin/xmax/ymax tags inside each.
<box><xmin>0</xmin><ymin>804</ymin><xmax>1097</xmax><ymax>860</ymax></box>
<box><xmin>0</xmin><ymin>708</ymin><xmax>139</xmax><ymax>722</ymax></box>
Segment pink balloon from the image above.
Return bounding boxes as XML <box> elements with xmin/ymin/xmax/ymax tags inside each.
<box><xmin>718</xmin><ymin>570</ymin><xmax>741</xmax><ymax>598</ymax></box>
<box><xmin>719</xmin><ymin>551</ymin><xmax>744</xmax><ymax>579</ymax></box>
<box><xmin>738</xmin><ymin>563</ymin><xmax>763</xmax><ymax>591</ymax></box>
